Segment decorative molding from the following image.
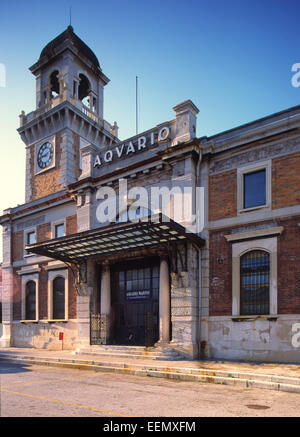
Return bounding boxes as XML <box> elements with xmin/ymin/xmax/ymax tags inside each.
<box><xmin>237</xmin><ymin>160</ymin><xmax>272</xmax><ymax>216</ymax></box>
<box><xmin>225</xmin><ymin>226</ymin><xmax>284</xmax><ymax>242</ymax></box>
<box><xmin>17</xmin><ymin>265</ymin><xmax>41</xmax><ymax>275</ymax></box>
<box><xmin>231</xmin><ymin>236</ymin><xmax>278</xmax><ymax>316</ymax></box>
<box><xmin>208</xmin><ymin>203</ymin><xmax>300</xmax><ymax>230</ymax></box>
<box><xmin>45</xmin><ymin>261</ymin><xmax>67</xmax><ymax>271</ymax></box>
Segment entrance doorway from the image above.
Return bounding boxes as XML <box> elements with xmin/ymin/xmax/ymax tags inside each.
<box><xmin>111</xmin><ymin>258</ymin><xmax>159</xmax><ymax>346</ymax></box>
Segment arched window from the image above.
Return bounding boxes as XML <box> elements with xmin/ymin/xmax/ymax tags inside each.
<box><xmin>50</xmin><ymin>70</ymin><xmax>60</xmax><ymax>98</ymax></box>
<box><xmin>25</xmin><ymin>281</ymin><xmax>36</xmax><ymax>320</ymax></box>
<box><xmin>78</xmin><ymin>74</ymin><xmax>91</xmax><ymax>107</ymax></box>
<box><xmin>240</xmin><ymin>250</ymin><xmax>270</xmax><ymax>315</ymax></box>
<box><xmin>53</xmin><ymin>276</ymin><xmax>65</xmax><ymax>320</ymax></box>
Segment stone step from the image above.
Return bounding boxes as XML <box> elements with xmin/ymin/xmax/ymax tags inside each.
<box><xmin>77</xmin><ymin>351</ymin><xmax>183</xmax><ymax>361</ymax></box>
<box><xmin>1</xmin><ymin>352</ymin><xmax>300</xmax><ymax>393</ymax></box>
<box><xmin>76</xmin><ymin>346</ymin><xmax>184</xmax><ymax>361</ymax></box>
<box><xmin>91</xmin><ymin>345</ymin><xmax>156</xmax><ymax>352</ymax></box>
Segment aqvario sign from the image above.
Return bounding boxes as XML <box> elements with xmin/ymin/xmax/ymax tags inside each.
<box><xmin>94</xmin><ymin>126</ymin><xmax>170</xmax><ymax>168</ymax></box>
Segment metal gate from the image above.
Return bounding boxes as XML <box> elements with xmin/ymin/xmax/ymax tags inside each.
<box><xmin>145</xmin><ymin>312</ymin><xmax>155</xmax><ymax>347</ymax></box>
<box><xmin>90</xmin><ymin>313</ymin><xmax>110</xmax><ymax>345</ymax></box>
<box><xmin>111</xmin><ymin>258</ymin><xmax>159</xmax><ymax>346</ymax></box>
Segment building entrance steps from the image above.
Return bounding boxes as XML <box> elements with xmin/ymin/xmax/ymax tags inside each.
<box><xmin>1</xmin><ymin>347</ymin><xmax>300</xmax><ymax>394</ymax></box>
<box><xmin>75</xmin><ymin>345</ymin><xmax>184</xmax><ymax>361</ymax></box>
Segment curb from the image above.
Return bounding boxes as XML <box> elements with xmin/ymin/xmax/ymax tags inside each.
<box><xmin>1</xmin><ymin>353</ymin><xmax>300</xmax><ymax>394</ymax></box>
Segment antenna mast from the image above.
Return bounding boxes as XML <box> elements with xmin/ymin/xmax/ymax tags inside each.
<box><xmin>136</xmin><ymin>76</ymin><xmax>138</xmax><ymax>135</ymax></box>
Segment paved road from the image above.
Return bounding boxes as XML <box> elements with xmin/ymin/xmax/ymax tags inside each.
<box><xmin>0</xmin><ymin>361</ymin><xmax>300</xmax><ymax>417</ymax></box>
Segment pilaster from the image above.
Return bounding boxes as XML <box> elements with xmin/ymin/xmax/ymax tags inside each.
<box><xmin>0</xmin><ymin>222</ymin><xmax>14</xmax><ymax>347</ymax></box>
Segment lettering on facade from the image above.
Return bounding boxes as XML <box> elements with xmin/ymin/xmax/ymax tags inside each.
<box><xmin>94</xmin><ymin>126</ymin><xmax>170</xmax><ymax>168</ymax></box>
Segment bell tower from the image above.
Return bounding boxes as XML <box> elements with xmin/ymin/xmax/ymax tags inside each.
<box><xmin>18</xmin><ymin>26</ymin><xmax>119</xmax><ymax>202</ymax></box>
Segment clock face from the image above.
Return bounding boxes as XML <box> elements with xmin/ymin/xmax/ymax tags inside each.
<box><xmin>37</xmin><ymin>142</ymin><xmax>54</xmax><ymax>169</ymax></box>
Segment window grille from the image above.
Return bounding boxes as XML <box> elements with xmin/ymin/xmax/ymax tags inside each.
<box><xmin>240</xmin><ymin>250</ymin><xmax>270</xmax><ymax>315</ymax></box>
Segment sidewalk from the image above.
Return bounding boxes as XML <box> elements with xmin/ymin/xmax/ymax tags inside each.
<box><xmin>1</xmin><ymin>347</ymin><xmax>300</xmax><ymax>393</ymax></box>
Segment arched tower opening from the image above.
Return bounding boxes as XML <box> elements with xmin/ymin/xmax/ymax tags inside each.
<box><xmin>50</xmin><ymin>70</ymin><xmax>60</xmax><ymax>99</ymax></box>
<box><xmin>78</xmin><ymin>73</ymin><xmax>91</xmax><ymax>108</ymax></box>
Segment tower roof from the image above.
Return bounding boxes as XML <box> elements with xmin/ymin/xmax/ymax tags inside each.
<box><xmin>31</xmin><ymin>26</ymin><xmax>101</xmax><ymax>73</ymax></box>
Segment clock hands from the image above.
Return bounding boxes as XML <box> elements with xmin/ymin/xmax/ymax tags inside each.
<box><xmin>38</xmin><ymin>143</ymin><xmax>53</xmax><ymax>168</ymax></box>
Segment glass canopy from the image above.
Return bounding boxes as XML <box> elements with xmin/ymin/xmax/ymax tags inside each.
<box><xmin>26</xmin><ymin>213</ymin><xmax>205</xmax><ymax>263</ymax></box>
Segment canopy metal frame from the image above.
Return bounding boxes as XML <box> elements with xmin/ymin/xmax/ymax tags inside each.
<box><xmin>26</xmin><ymin>213</ymin><xmax>205</xmax><ymax>290</ymax></box>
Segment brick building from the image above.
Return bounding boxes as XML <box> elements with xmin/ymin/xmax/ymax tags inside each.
<box><xmin>1</xmin><ymin>26</ymin><xmax>300</xmax><ymax>362</ymax></box>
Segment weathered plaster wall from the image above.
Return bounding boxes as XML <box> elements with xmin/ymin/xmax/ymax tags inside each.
<box><xmin>206</xmin><ymin>315</ymin><xmax>300</xmax><ymax>363</ymax></box>
<box><xmin>11</xmin><ymin>320</ymin><xmax>78</xmax><ymax>350</ymax></box>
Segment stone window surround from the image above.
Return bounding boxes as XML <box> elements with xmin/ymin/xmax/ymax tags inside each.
<box><xmin>231</xmin><ymin>236</ymin><xmax>278</xmax><ymax>317</ymax></box>
<box><xmin>35</xmin><ymin>135</ymin><xmax>56</xmax><ymax>176</ymax></box>
<box><xmin>51</xmin><ymin>218</ymin><xmax>66</xmax><ymax>239</ymax></box>
<box><xmin>24</xmin><ymin>226</ymin><xmax>37</xmax><ymax>258</ymax></box>
<box><xmin>47</xmin><ymin>268</ymin><xmax>69</xmax><ymax>322</ymax></box>
<box><xmin>237</xmin><ymin>160</ymin><xmax>271</xmax><ymax>215</ymax></box>
<box><xmin>20</xmin><ymin>272</ymin><xmax>39</xmax><ymax>322</ymax></box>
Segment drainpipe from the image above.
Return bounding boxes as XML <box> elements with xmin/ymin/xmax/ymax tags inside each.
<box><xmin>196</xmin><ymin>147</ymin><xmax>203</xmax><ymax>360</ymax></box>
<box><xmin>198</xmin><ymin>247</ymin><xmax>202</xmax><ymax>359</ymax></box>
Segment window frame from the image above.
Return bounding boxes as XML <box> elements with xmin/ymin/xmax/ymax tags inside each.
<box><xmin>237</xmin><ymin>160</ymin><xmax>271</xmax><ymax>214</ymax></box>
<box><xmin>24</xmin><ymin>227</ymin><xmax>37</xmax><ymax>258</ymax></box>
<box><xmin>240</xmin><ymin>249</ymin><xmax>270</xmax><ymax>316</ymax></box>
<box><xmin>21</xmin><ymin>274</ymin><xmax>39</xmax><ymax>322</ymax></box>
<box><xmin>52</xmin><ymin>276</ymin><xmax>66</xmax><ymax>320</ymax></box>
<box><xmin>48</xmin><ymin>269</ymin><xmax>68</xmax><ymax>321</ymax></box>
<box><xmin>232</xmin><ymin>236</ymin><xmax>278</xmax><ymax>316</ymax></box>
<box><xmin>25</xmin><ymin>280</ymin><xmax>37</xmax><ymax>321</ymax></box>
<box><xmin>51</xmin><ymin>219</ymin><xmax>66</xmax><ymax>239</ymax></box>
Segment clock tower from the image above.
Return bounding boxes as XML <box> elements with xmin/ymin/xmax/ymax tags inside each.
<box><xmin>18</xmin><ymin>25</ymin><xmax>119</xmax><ymax>202</ymax></box>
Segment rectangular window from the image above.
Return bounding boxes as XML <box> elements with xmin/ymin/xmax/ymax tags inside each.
<box><xmin>55</xmin><ymin>223</ymin><xmax>65</xmax><ymax>238</ymax></box>
<box><xmin>27</xmin><ymin>231</ymin><xmax>36</xmax><ymax>245</ymax></box>
<box><xmin>243</xmin><ymin>169</ymin><xmax>266</xmax><ymax>209</ymax></box>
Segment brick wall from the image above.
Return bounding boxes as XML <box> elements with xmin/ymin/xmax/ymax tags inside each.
<box><xmin>72</xmin><ymin>132</ymin><xmax>81</xmax><ymax>181</ymax></box>
<box><xmin>209</xmin><ymin>216</ymin><xmax>300</xmax><ymax>316</ymax></box>
<box><xmin>37</xmin><ymin>223</ymin><xmax>51</xmax><ymax>242</ymax></box>
<box><xmin>13</xmin><ymin>269</ymin><xmax>21</xmax><ymax>320</ymax></box>
<box><xmin>12</xmin><ymin>231</ymin><xmax>24</xmax><ymax>262</ymax></box>
<box><xmin>66</xmin><ymin>215</ymin><xmax>77</xmax><ymax>235</ymax></box>
<box><xmin>68</xmin><ymin>267</ymin><xmax>77</xmax><ymax>319</ymax></box>
<box><xmin>209</xmin><ymin>150</ymin><xmax>300</xmax><ymax>223</ymax></box>
<box><xmin>31</xmin><ymin>132</ymin><xmax>63</xmax><ymax>200</ymax></box>
<box><xmin>277</xmin><ymin>216</ymin><xmax>300</xmax><ymax>314</ymax></box>
<box><xmin>39</xmin><ymin>264</ymin><xmax>48</xmax><ymax>320</ymax></box>
<box><xmin>208</xmin><ymin>169</ymin><xmax>237</xmax><ymax>221</ymax></box>
<box><xmin>272</xmin><ymin>151</ymin><xmax>300</xmax><ymax>209</ymax></box>
<box><xmin>209</xmin><ymin>228</ymin><xmax>233</xmax><ymax>316</ymax></box>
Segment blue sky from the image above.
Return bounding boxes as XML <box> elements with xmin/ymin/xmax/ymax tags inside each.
<box><xmin>0</xmin><ymin>0</ymin><xmax>299</xmax><ymax>253</ymax></box>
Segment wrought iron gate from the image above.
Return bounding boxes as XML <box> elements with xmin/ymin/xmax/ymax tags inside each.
<box><xmin>90</xmin><ymin>313</ymin><xmax>110</xmax><ymax>345</ymax></box>
<box><xmin>145</xmin><ymin>312</ymin><xmax>155</xmax><ymax>347</ymax></box>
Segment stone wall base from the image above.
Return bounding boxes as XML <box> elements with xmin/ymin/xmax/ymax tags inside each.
<box><xmin>9</xmin><ymin>320</ymin><xmax>78</xmax><ymax>351</ymax></box>
<box><xmin>206</xmin><ymin>314</ymin><xmax>300</xmax><ymax>363</ymax></box>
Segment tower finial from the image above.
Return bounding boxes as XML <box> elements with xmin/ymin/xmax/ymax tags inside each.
<box><xmin>69</xmin><ymin>6</ymin><xmax>72</xmax><ymax>26</ymax></box>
